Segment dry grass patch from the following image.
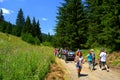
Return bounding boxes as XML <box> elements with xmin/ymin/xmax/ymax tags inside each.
<box><xmin>45</xmin><ymin>58</ymin><xmax>67</xmax><ymax>80</ymax></box>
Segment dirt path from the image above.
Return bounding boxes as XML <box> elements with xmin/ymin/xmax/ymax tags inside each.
<box><xmin>59</xmin><ymin>58</ymin><xmax>120</xmax><ymax>80</ymax></box>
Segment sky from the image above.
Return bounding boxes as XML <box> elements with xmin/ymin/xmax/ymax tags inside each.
<box><xmin>0</xmin><ymin>0</ymin><xmax>64</xmax><ymax>35</ymax></box>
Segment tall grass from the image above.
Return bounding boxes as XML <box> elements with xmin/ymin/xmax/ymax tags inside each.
<box><xmin>0</xmin><ymin>32</ymin><xmax>55</xmax><ymax>80</ymax></box>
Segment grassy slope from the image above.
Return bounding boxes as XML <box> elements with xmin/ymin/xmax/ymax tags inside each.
<box><xmin>0</xmin><ymin>32</ymin><xmax>55</xmax><ymax>80</ymax></box>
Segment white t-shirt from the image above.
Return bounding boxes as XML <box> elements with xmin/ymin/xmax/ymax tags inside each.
<box><xmin>100</xmin><ymin>52</ymin><xmax>106</xmax><ymax>62</ymax></box>
<box><xmin>79</xmin><ymin>56</ymin><xmax>83</xmax><ymax>64</ymax></box>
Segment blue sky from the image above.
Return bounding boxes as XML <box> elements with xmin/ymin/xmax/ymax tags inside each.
<box><xmin>0</xmin><ymin>0</ymin><xmax>64</xmax><ymax>35</ymax></box>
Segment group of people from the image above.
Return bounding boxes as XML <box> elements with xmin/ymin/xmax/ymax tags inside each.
<box><xmin>74</xmin><ymin>48</ymin><xmax>109</xmax><ymax>77</ymax></box>
<box><xmin>53</xmin><ymin>47</ymin><xmax>70</xmax><ymax>58</ymax></box>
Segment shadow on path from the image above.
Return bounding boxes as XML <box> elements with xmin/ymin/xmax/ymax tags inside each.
<box><xmin>80</xmin><ymin>74</ymin><xmax>88</xmax><ymax>77</ymax></box>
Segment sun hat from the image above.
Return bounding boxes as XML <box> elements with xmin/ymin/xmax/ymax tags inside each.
<box><xmin>90</xmin><ymin>49</ymin><xmax>94</xmax><ymax>52</ymax></box>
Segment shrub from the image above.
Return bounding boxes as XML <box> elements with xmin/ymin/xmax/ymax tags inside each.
<box><xmin>42</xmin><ymin>41</ymin><xmax>52</xmax><ymax>46</ymax></box>
<box><xmin>21</xmin><ymin>33</ymin><xmax>40</xmax><ymax>45</ymax></box>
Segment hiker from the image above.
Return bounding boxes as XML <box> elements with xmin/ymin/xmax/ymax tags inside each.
<box><xmin>74</xmin><ymin>50</ymin><xmax>83</xmax><ymax>77</ymax></box>
<box><xmin>62</xmin><ymin>47</ymin><xmax>68</xmax><ymax>59</ymax></box>
<box><xmin>53</xmin><ymin>48</ymin><xmax>58</xmax><ymax>56</ymax></box>
<box><xmin>99</xmin><ymin>48</ymin><xmax>109</xmax><ymax>72</ymax></box>
<box><xmin>87</xmin><ymin>50</ymin><xmax>93</xmax><ymax>70</ymax></box>
<box><xmin>58</xmin><ymin>48</ymin><xmax>63</xmax><ymax>58</ymax></box>
<box><xmin>90</xmin><ymin>49</ymin><xmax>96</xmax><ymax>70</ymax></box>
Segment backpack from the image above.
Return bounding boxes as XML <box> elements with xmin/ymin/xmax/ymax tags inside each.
<box><xmin>92</xmin><ymin>52</ymin><xmax>95</xmax><ymax>59</ymax></box>
<box><xmin>75</xmin><ymin>56</ymin><xmax>79</xmax><ymax>64</ymax></box>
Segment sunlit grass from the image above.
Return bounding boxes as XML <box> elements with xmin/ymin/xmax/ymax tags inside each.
<box><xmin>0</xmin><ymin>32</ymin><xmax>55</xmax><ymax>80</ymax></box>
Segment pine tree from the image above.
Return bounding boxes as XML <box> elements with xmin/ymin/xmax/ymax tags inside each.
<box><xmin>16</xmin><ymin>8</ymin><xmax>25</xmax><ymax>36</ymax></box>
<box><xmin>85</xmin><ymin>0</ymin><xmax>105</xmax><ymax>47</ymax></box>
<box><xmin>99</xmin><ymin>0</ymin><xmax>120</xmax><ymax>50</ymax></box>
<box><xmin>24</xmin><ymin>16</ymin><xmax>32</xmax><ymax>34</ymax></box>
<box><xmin>32</xmin><ymin>17</ymin><xmax>37</xmax><ymax>37</ymax></box>
<box><xmin>5</xmin><ymin>22</ymin><xmax>12</xmax><ymax>34</ymax></box>
<box><xmin>0</xmin><ymin>9</ymin><xmax>4</xmax><ymax>21</ymax></box>
<box><xmin>55</xmin><ymin>0</ymin><xmax>86</xmax><ymax>49</ymax></box>
<box><xmin>36</xmin><ymin>20</ymin><xmax>42</xmax><ymax>42</ymax></box>
<box><xmin>84</xmin><ymin>0</ymin><xmax>120</xmax><ymax>50</ymax></box>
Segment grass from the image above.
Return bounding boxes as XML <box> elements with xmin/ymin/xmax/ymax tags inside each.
<box><xmin>0</xmin><ymin>32</ymin><xmax>55</xmax><ymax>80</ymax></box>
<box><xmin>111</xmin><ymin>60</ymin><xmax>119</xmax><ymax>66</ymax></box>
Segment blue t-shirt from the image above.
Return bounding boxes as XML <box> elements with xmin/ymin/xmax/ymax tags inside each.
<box><xmin>87</xmin><ymin>54</ymin><xmax>92</xmax><ymax>61</ymax></box>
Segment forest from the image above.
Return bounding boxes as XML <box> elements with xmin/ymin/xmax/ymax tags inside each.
<box><xmin>54</xmin><ymin>0</ymin><xmax>120</xmax><ymax>51</ymax></box>
<box><xmin>0</xmin><ymin>0</ymin><xmax>120</xmax><ymax>51</ymax></box>
<box><xmin>0</xmin><ymin>8</ymin><xmax>53</xmax><ymax>46</ymax></box>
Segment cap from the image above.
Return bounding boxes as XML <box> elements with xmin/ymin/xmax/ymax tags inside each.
<box><xmin>90</xmin><ymin>49</ymin><xmax>94</xmax><ymax>52</ymax></box>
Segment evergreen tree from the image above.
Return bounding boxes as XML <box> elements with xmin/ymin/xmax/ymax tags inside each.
<box><xmin>5</xmin><ymin>22</ymin><xmax>12</xmax><ymax>34</ymax></box>
<box><xmin>0</xmin><ymin>21</ymin><xmax>6</xmax><ymax>33</ymax></box>
<box><xmin>55</xmin><ymin>0</ymin><xmax>86</xmax><ymax>50</ymax></box>
<box><xmin>36</xmin><ymin>20</ymin><xmax>42</xmax><ymax>42</ymax></box>
<box><xmin>16</xmin><ymin>8</ymin><xmax>25</xmax><ymax>36</ymax></box>
<box><xmin>24</xmin><ymin>16</ymin><xmax>32</xmax><ymax>33</ymax></box>
<box><xmin>84</xmin><ymin>0</ymin><xmax>120</xmax><ymax>50</ymax></box>
<box><xmin>0</xmin><ymin>9</ymin><xmax>4</xmax><ymax>21</ymax></box>
<box><xmin>85</xmin><ymin>0</ymin><xmax>104</xmax><ymax>47</ymax></box>
<box><xmin>55</xmin><ymin>4</ymin><xmax>68</xmax><ymax>48</ymax></box>
<box><xmin>47</xmin><ymin>32</ymin><xmax>52</xmax><ymax>42</ymax></box>
<box><xmin>99</xmin><ymin>0</ymin><xmax>120</xmax><ymax>50</ymax></box>
<box><xmin>32</xmin><ymin>17</ymin><xmax>37</xmax><ymax>37</ymax></box>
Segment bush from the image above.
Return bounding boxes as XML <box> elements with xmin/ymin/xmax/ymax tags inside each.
<box><xmin>34</xmin><ymin>37</ymin><xmax>40</xmax><ymax>45</ymax></box>
<box><xmin>21</xmin><ymin>33</ymin><xmax>40</xmax><ymax>45</ymax></box>
<box><xmin>42</xmin><ymin>42</ymin><xmax>52</xmax><ymax>46</ymax></box>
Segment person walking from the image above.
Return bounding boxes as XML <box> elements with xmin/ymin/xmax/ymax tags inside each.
<box><xmin>87</xmin><ymin>50</ymin><xmax>93</xmax><ymax>71</ymax></box>
<box><xmin>74</xmin><ymin>50</ymin><xmax>83</xmax><ymax>77</ymax></box>
<box><xmin>99</xmin><ymin>48</ymin><xmax>109</xmax><ymax>72</ymax></box>
<box><xmin>53</xmin><ymin>48</ymin><xmax>58</xmax><ymax>56</ymax></box>
<box><xmin>90</xmin><ymin>49</ymin><xmax>96</xmax><ymax>70</ymax></box>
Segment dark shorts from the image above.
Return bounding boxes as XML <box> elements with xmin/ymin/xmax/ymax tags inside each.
<box><xmin>99</xmin><ymin>61</ymin><xmax>106</xmax><ymax>66</ymax></box>
<box><xmin>76</xmin><ymin>63</ymin><xmax>82</xmax><ymax>69</ymax></box>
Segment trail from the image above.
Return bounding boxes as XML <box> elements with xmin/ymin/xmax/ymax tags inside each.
<box><xmin>59</xmin><ymin>59</ymin><xmax>120</xmax><ymax>80</ymax></box>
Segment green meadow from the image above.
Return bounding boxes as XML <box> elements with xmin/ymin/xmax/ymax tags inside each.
<box><xmin>0</xmin><ymin>32</ymin><xmax>55</xmax><ymax>80</ymax></box>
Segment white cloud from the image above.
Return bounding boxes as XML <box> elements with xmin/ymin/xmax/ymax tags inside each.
<box><xmin>42</xmin><ymin>18</ymin><xmax>48</xmax><ymax>21</ymax></box>
<box><xmin>1</xmin><ymin>8</ymin><xmax>14</xmax><ymax>15</ymax></box>
<box><xmin>0</xmin><ymin>0</ymin><xmax>3</xmax><ymax>3</ymax></box>
<box><xmin>48</xmin><ymin>29</ymin><xmax>54</xmax><ymax>35</ymax></box>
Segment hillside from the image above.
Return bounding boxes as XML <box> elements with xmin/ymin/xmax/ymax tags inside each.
<box><xmin>107</xmin><ymin>52</ymin><xmax>120</xmax><ymax>69</ymax></box>
<box><xmin>0</xmin><ymin>32</ymin><xmax>55</xmax><ymax>80</ymax></box>
<box><xmin>0</xmin><ymin>32</ymin><xmax>120</xmax><ymax>80</ymax></box>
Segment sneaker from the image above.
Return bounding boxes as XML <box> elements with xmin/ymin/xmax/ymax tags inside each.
<box><xmin>107</xmin><ymin>69</ymin><xmax>109</xmax><ymax>72</ymax></box>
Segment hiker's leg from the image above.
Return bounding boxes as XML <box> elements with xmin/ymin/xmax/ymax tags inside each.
<box><xmin>76</xmin><ymin>64</ymin><xmax>80</xmax><ymax>77</ymax></box>
<box><xmin>94</xmin><ymin>59</ymin><xmax>96</xmax><ymax>67</ymax></box>
<box><xmin>79</xmin><ymin>65</ymin><xmax>82</xmax><ymax>74</ymax></box>
<box><xmin>78</xmin><ymin>69</ymin><xmax>80</xmax><ymax>77</ymax></box>
<box><xmin>99</xmin><ymin>61</ymin><xmax>102</xmax><ymax>69</ymax></box>
<box><xmin>78</xmin><ymin>69</ymin><xmax>80</xmax><ymax>73</ymax></box>
<box><xmin>92</xmin><ymin>60</ymin><xmax>95</xmax><ymax>69</ymax></box>
<box><xmin>101</xmin><ymin>62</ymin><xmax>105</xmax><ymax>69</ymax></box>
<box><xmin>104</xmin><ymin>62</ymin><xmax>109</xmax><ymax>71</ymax></box>
<box><xmin>79</xmin><ymin>68</ymin><xmax>81</xmax><ymax>75</ymax></box>
<box><xmin>105</xmin><ymin>64</ymin><xmax>108</xmax><ymax>69</ymax></box>
<box><xmin>88</xmin><ymin>61</ymin><xmax>91</xmax><ymax>69</ymax></box>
